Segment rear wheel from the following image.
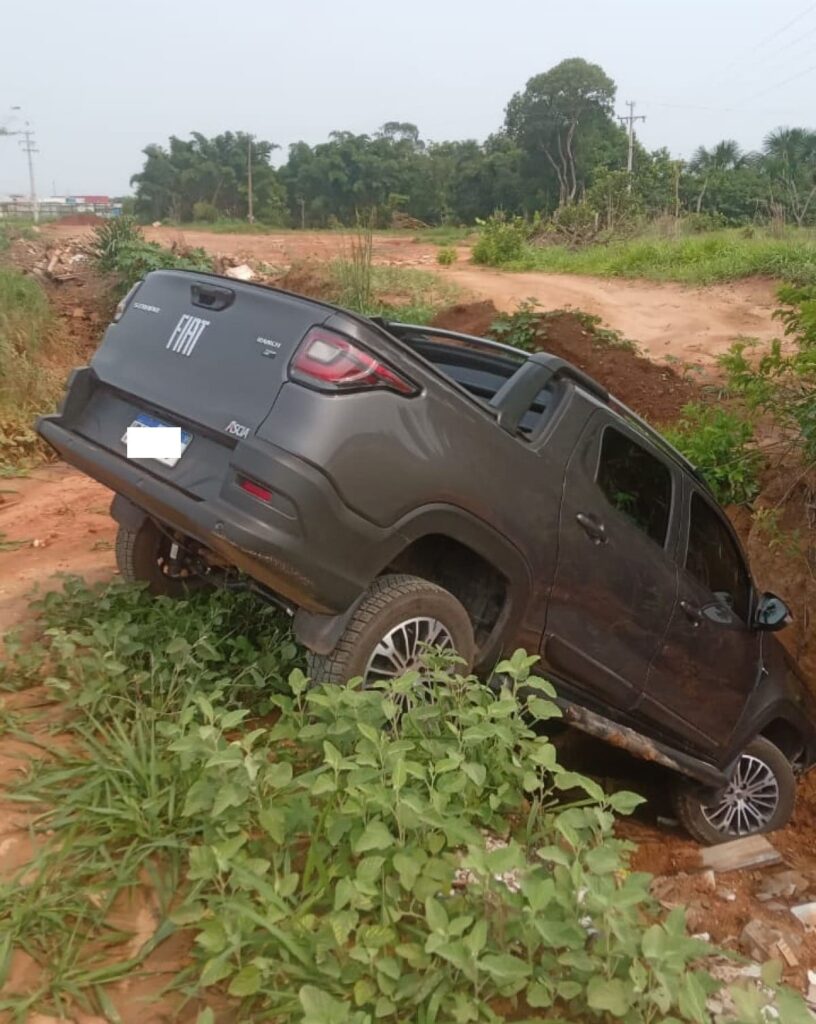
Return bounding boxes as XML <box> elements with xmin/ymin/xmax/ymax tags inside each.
<box><xmin>115</xmin><ymin>520</ymin><xmax>204</xmax><ymax>597</ymax></box>
<box><xmin>673</xmin><ymin>736</ymin><xmax>795</xmax><ymax>845</ymax></box>
<box><xmin>306</xmin><ymin>574</ymin><xmax>475</xmax><ymax>686</ymax></box>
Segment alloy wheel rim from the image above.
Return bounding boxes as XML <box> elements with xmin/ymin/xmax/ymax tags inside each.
<box><xmin>364</xmin><ymin>616</ymin><xmax>455</xmax><ymax>683</ymax></box>
<box><xmin>701</xmin><ymin>753</ymin><xmax>779</xmax><ymax>837</ymax></box>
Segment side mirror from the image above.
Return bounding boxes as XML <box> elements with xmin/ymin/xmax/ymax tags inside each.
<box><xmin>754</xmin><ymin>592</ymin><xmax>792</xmax><ymax>632</ymax></box>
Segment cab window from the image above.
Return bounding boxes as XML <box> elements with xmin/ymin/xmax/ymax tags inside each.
<box><xmin>596</xmin><ymin>427</ymin><xmax>672</xmax><ymax>546</ymax></box>
<box><xmin>685</xmin><ymin>493</ymin><xmax>751</xmax><ymax>621</ymax></box>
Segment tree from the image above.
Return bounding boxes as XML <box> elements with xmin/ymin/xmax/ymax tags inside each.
<box><xmin>504</xmin><ymin>58</ymin><xmax>619</xmax><ymax>208</ymax></box>
<box><xmin>131</xmin><ymin>132</ymin><xmax>286</xmax><ymax>224</ymax></box>
<box><xmin>689</xmin><ymin>139</ymin><xmax>746</xmax><ymax>214</ymax></box>
<box><xmin>763</xmin><ymin>127</ymin><xmax>816</xmax><ymax>227</ymax></box>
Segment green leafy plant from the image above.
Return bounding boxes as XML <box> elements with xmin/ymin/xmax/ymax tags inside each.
<box><xmin>489</xmin><ymin>298</ymin><xmax>541</xmax><ymax>351</ymax></box>
<box><xmin>90</xmin><ymin>216</ymin><xmax>212</xmax><ymax>293</ymax></box>
<box><xmin>663</xmin><ymin>402</ymin><xmax>762</xmax><ymax>504</ymax></box>
<box><xmin>720</xmin><ymin>284</ymin><xmax>816</xmax><ymax>458</ymax></box>
<box><xmin>436</xmin><ymin>246</ymin><xmax>457</xmax><ymax>266</ymax></box>
<box><xmin>472</xmin><ymin>212</ymin><xmax>531</xmax><ymax>266</ymax></box>
<box><xmin>1</xmin><ymin>580</ymin><xmax>810</xmax><ymax>1023</ymax></box>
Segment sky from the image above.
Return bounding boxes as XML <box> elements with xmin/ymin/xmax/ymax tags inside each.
<box><xmin>1</xmin><ymin>0</ymin><xmax>815</xmax><ymax>197</ymax></box>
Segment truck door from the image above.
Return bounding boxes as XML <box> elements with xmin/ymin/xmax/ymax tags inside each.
<box><xmin>541</xmin><ymin>411</ymin><xmax>680</xmax><ymax>712</ymax></box>
<box><xmin>641</xmin><ymin>486</ymin><xmax>761</xmax><ymax>752</ymax></box>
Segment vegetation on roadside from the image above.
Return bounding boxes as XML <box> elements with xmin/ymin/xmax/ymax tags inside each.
<box><xmin>721</xmin><ymin>284</ymin><xmax>816</xmax><ymax>457</ymax></box>
<box><xmin>1</xmin><ymin>579</ymin><xmax>810</xmax><ymax>1023</ymax></box>
<box><xmin>90</xmin><ymin>216</ymin><xmax>212</xmax><ymax>293</ymax></box>
<box><xmin>474</xmin><ymin>222</ymin><xmax>816</xmax><ymax>285</ymax></box>
<box><xmin>663</xmin><ymin>404</ymin><xmax>762</xmax><ymax>505</ymax></box>
<box><xmin>490</xmin><ymin>299</ymin><xmax>637</xmax><ymax>355</ymax></box>
<box><xmin>0</xmin><ymin>268</ymin><xmax>60</xmax><ymax>467</ymax></box>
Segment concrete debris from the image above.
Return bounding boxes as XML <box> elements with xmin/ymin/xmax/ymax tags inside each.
<box><xmin>740</xmin><ymin>919</ymin><xmax>781</xmax><ymax>960</ymax></box>
<box><xmin>224</xmin><ymin>262</ymin><xmax>256</xmax><ymax>282</ymax></box>
<box><xmin>717</xmin><ymin>888</ymin><xmax>737</xmax><ymax>902</ymax></box>
<box><xmin>775</xmin><ymin>936</ymin><xmax>799</xmax><ymax>967</ymax></box>
<box><xmin>791</xmin><ymin>901</ymin><xmax>816</xmax><ymax>929</ymax></box>
<box><xmin>698</xmin><ymin>834</ymin><xmax>782</xmax><ymax>873</ymax></box>
<box><xmin>756</xmin><ymin>869</ymin><xmax>810</xmax><ymax>902</ymax></box>
<box><xmin>807</xmin><ymin>969</ymin><xmax>816</xmax><ymax>1005</ymax></box>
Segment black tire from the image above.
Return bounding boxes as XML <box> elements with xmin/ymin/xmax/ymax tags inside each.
<box><xmin>115</xmin><ymin>520</ymin><xmax>202</xmax><ymax>598</ymax></box>
<box><xmin>307</xmin><ymin>574</ymin><xmax>475</xmax><ymax>686</ymax></box>
<box><xmin>673</xmin><ymin>736</ymin><xmax>795</xmax><ymax>845</ymax></box>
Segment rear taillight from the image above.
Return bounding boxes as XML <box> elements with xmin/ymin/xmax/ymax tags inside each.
<box><xmin>290</xmin><ymin>327</ymin><xmax>417</xmax><ymax>396</ymax></box>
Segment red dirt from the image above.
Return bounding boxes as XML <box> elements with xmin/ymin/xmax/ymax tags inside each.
<box><xmin>433</xmin><ymin>300</ymin><xmax>698</xmax><ymax>423</ymax></box>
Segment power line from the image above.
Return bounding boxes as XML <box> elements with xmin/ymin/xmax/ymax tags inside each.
<box><xmin>705</xmin><ymin>1</ymin><xmax>816</xmax><ymax>87</ymax></box>
<box><xmin>740</xmin><ymin>59</ymin><xmax>816</xmax><ymax>102</ymax></box>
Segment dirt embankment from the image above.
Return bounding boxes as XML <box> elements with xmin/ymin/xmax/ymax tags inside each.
<box><xmin>433</xmin><ymin>300</ymin><xmax>697</xmax><ymax>424</ymax></box>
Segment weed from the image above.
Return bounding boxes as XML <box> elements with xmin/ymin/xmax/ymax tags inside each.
<box><xmin>331</xmin><ymin>262</ymin><xmax>461</xmax><ymax>323</ymax></box>
<box><xmin>490</xmin><ymin>299</ymin><xmax>541</xmax><ymax>351</ymax></box>
<box><xmin>0</xmin><ymin>531</ymin><xmax>28</xmax><ymax>552</ymax></box>
<box><xmin>436</xmin><ymin>246</ymin><xmax>457</xmax><ymax>266</ymax></box>
<box><xmin>663</xmin><ymin>402</ymin><xmax>762</xmax><ymax>504</ymax></box>
<box><xmin>472</xmin><ymin>212</ymin><xmax>531</xmax><ymax>266</ymax></box>
<box><xmin>335</xmin><ymin>214</ymin><xmax>375</xmax><ymax>313</ymax></box>
<box><xmin>90</xmin><ymin>217</ymin><xmax>212</xmax><ymax>293</ymax></box>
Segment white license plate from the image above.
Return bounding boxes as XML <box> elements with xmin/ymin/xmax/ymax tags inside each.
<box><xmin>121</xmin><ymin>413</ymin><xmax>193</xmax><ymax>468</ymax></box>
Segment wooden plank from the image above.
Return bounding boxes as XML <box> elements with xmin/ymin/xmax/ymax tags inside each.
<box><xmin>698</xmin><ymin>835</ymin><xmax>782</xmax><ymax>873</ymax></box>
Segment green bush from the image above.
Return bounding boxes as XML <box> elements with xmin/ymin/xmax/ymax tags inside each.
<box><xmin>436</xmin><ymin>246</ymin><xmax>457</xmax><ymax>266</ymax></box>
<box><xmin>472</xmin><ymin>212</ymin><xmax>530</xmax><ymax>266</ymax></box>
<box><xmin>721</xmin><ymin>284</ymin><xmax>816</xmax><ymax>458</ymax></box>
<box><xmin>1</xmin><ymin>580</ymin><xmax>810</xmax><ymax>1022</ymax></box>
<box><xmin>192</xmin><ymin>201</ymin><xmax>219</xmax><ymax>223</ymax></box>
<box><xmin>90</xmin><ymin>216</ymin><xmax>212</xmax><ymax>293</ymax></box>
<box><xmin>663</xmin><ymin>402</ymin><xmax>762</xmax><ymax>505</ymax></box>
<box><xmin>490</xmin><ymin>298</ymin><xmax>541</xmax><ymax>350</ymax></box>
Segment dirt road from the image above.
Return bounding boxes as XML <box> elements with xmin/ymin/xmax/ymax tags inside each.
<box><xmin>46</xmin><ymin>224</ymin><xmax>781</xmax><ymax>365</ymax></box>
<box><xmin>0</xmin><ymin>466</ymin><xmax>115</xmax><ymax>635</ymax></box>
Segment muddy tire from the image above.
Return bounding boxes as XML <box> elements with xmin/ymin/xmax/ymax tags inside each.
<box><xmin>115</xmin><ymin>520</ymin><xmax>202</xmax><ymax>598</ymax></box>
<box><xmin>306</xmin><ymin>574</ymin><xmax>475</xmax><ymax>686</ymax></box>
<box><xmin>673</xmin><ymin>736</ymin><xmax>795</xmax><ymax>845</ymax></box>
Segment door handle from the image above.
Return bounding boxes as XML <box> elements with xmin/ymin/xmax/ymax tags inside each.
<box><xmin>576</xmin><ymin>512</ymin><xmax>607</xmax><ymax>544</ymax></box>
<box><xmin>680</xmin><ymin>600</ymin><xmax>703</xmax><ymax>626</ymax></box>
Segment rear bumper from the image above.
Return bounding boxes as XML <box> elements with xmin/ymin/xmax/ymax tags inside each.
<box><xmin>36</xmin><ymin>414</ymin><xmax>392</xmax><ymax>615</ymax></box>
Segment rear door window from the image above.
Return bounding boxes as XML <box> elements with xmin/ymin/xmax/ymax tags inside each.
<box><xmin>596</xmin><ymin>427</ymin><xmax>672</xmax><ymax>547</ymax></box>
<box><xmin>685</xmin><ymin>493</ymin><xmax>751</xmax><ymax>621</ymax></box>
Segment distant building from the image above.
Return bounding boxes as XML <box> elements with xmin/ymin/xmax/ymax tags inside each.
<box><xmin>0</xmin><ymin>194</ymin><xmax>124</xmax><ymax>218</ymax></box>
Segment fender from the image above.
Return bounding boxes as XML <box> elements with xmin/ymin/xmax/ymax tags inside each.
<box><xmin>295</xmin><ymin>503</ymin><xmax>533</xmax><ymax>658</ymax></box>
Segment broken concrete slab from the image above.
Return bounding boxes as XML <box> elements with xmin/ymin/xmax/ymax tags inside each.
<box><xmin>756</xmin><ymin>869</ymin><xmax>810</xmax><ymax>902</ymax></box>
<box><xmin>224</xmin><ymin>263</ymin><xmax>255</xmax><ymax>281</ymax></box>
<box><xmin>698</xmin><ymin>834</ymin><xmax>782</xmax><ymax>873</ymax></box>
<box><xmin>791</xmin><ymin>901</ymin><xmax>816</xmax><ymax>929</ymax></box>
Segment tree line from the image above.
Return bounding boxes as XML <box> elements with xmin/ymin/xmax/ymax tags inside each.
<box><xmin>129</xmin><ymin>58</ymin><xmax>816</xmax><ymax>230</ymax></box>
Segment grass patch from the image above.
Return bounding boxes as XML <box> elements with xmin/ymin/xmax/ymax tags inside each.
<box><xmin>411</xmin><ymin>225</ymin><xmax>474</xmax><ymax>245</ymax></box>
<box><xmin>332</xmin><ymin>262</ymin><xmax>462</xmax><ymax>323</ymax></box>
<box><xmin>488</xmin><ymin>228</ymin><xmax>816</xmax><ymax>285</ymax></box>
<box><xmin>0</xmin><ymin>268</ymin><xmax>61</xmax><ymax>468</ymax></box>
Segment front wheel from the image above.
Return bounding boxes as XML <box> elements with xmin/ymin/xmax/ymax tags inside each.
<box><xmin>673</xmin><ymin>736</ymin><xmax>795</xmax><ymax>845</ymax></box>
<box><xmin>306</xmin><ymin>574</ymin><xmax>475</xmax><ymax>687</ymax></box>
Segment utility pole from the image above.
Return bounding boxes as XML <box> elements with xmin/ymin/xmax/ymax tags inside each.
<box><xmin>247</xmin><ymin>137</ymin><xmax>254</xmax><ymax>224</ymax></box>
<box><xmin>19</xmin><ymin>123</ymin><xmax>39</xmax><ymax>223</ymax></box>
<box><xmin>617</xmin><ymin>101</ymin><xmax>646</xmax><ymax>193</ymax></box>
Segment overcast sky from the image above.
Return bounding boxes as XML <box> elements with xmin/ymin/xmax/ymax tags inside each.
<box><xmin>1</xmin><ymin>0</ymin><xmax>815</xmax><ymax>197</ymax></box>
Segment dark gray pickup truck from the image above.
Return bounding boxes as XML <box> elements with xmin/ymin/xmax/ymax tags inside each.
<box><xmin>38</xmin><ymin>268</ymin><xmax>816</xmax><ymax>844</ymax></box>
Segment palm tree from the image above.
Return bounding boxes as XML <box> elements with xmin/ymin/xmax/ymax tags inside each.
<box><xmin>762</xmin><ymin>127</ymin><xmax>816</xmax><ymax>226</ymax></box>
<box><xmin>689</xmin><ymin>140</ymin><xmax>745</xmax><ymax>213</ymax></box>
